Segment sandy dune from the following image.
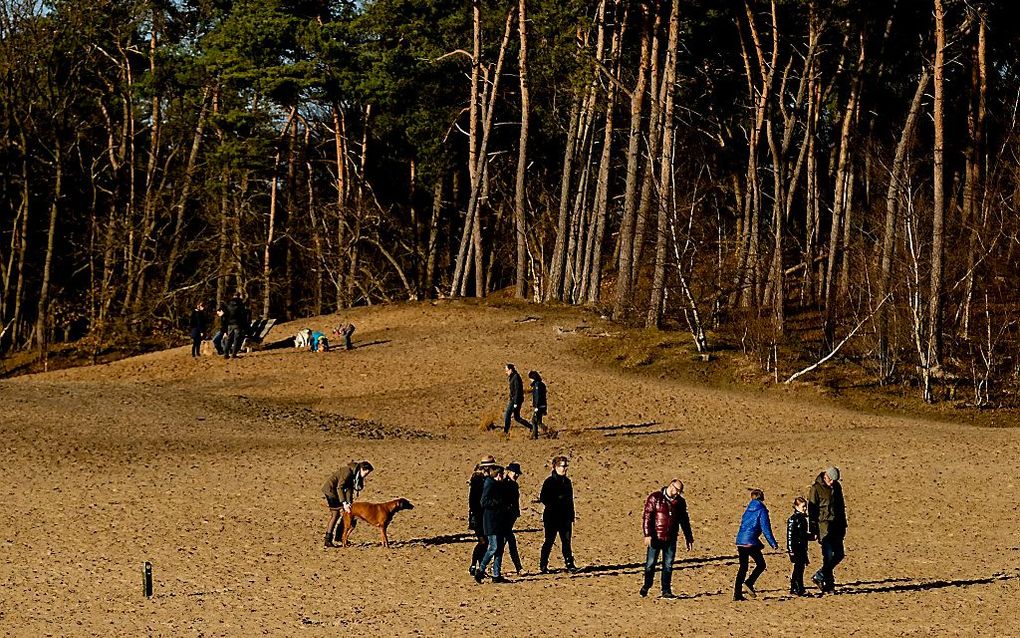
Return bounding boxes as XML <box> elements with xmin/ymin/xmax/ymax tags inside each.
<box><xmin>1</xmin><ymin>300</ymin><xmax>1018</xmax><ymax>636</ymax></box>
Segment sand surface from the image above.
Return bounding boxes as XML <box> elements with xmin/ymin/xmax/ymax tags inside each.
<box><xmin>1</xmin><ymin>301</ymin><xmax>1018</xmax><ymax>636</ymax></box>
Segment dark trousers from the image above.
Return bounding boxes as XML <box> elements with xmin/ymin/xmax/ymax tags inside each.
<box><xmin>224</xmin><ymin>325</ymin><xmax>244</xmax><ymax>357</ymax></box>
<box><xmin>503</xmin><ymin>402</ymin><xmax>532</xmax><ymax>434</ymax></box>
<box><xmin>643</xmin><ymin>538</ymin><xmax>677</xmax><ymax>594</ymax></box>
<box><xmin>734</xmin><ymin>545</ymin><xmax>766</xmax><ymax>598</ymax></box>
<box><xmin>790</xmin><ymin>559</ymin><xmax>807</xmax><ymax>593</ymax></box>
<box><xmin>540</xmin><ymin>521</ymin><xmax>573</xmax><ymax>569</ymax></box>
<box><xmin>531</xmin><ymin>408</ymin><xmax>545</xmax><ymax>438</ymax></box>
<box><xmin>505</xmin><ymin>530</ymin><xmax>523</xmax><ymax>571</ymax></box>
<box><xmin>471</xmin><ymin>531</ymin><xmax>488</xmax><ymax>567</ymax></box>
<box><xmin>341</xmin><ymin>326</ymin><xmax>354</xmax><ymax>350</ymax></box>
<box><xmin>815</xmin><ymin>534</ymin><xmax>845</xmax><ymax>588</ymax></box>
<box><xmin>190</xmin><ymin>331</ymin><xmax>202</xmax><ymax>357</ymax></box>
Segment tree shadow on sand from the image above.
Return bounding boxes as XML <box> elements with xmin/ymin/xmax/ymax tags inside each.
<box><xmin>835</xmin><ymin>572</ymin><xmax>1018</xmax><ymax>596</ymax></box>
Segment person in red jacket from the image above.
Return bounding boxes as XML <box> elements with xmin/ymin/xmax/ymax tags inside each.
<box><xmin>641</xmin><ymin>479</ymin><xmax>695</xmax><ymax>598</ymax></box>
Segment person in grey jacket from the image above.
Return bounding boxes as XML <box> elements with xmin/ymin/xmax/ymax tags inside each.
<box><xmin>808</xmin><ymin>466</ymin><xmax>847</xmax><ymax>593</ymax></box>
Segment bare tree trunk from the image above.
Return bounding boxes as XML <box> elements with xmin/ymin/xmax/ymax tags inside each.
<box><xmin>613</xmin><ymin>1</ymin><xmax>652</xmax><ymax>318</ymax></box>
<box><xmin>877</xmin><ymin>67</ymin><xmax>930</xmax><ymax>377</ymax></box>
<box><xmin>646</xmin><ymin>0</ymin><xmax>680</xmax><ymax>328</ymax></box>
<box><xmin>262</xmin><ymin>106</ymin><xmax>298</xmax><ymax>318</ymax></box>
<box><xmin>425</xmin><ymin>177</ymin><xmax>444</xmax><ymax>296</ymax></box>
<box><xmin>961</xmin><ymin>10</ymin><xmax>987</xmax><ymax>339</ymax></box>
<box><xmin>928</xmin><ymin>0</ymin><xmax>946</xmax><ymax>368</ymax></box>
<box><xmin>547</xmin><ymin>94</ymin><xmax>583</xmax><ymax>301</ymax></box>
<box><xmin>36</xmin><ymin>143</ymin><xmax>62</xmax><ymax>363</ymax></box>
<box><xmin>162</xmin><ymin>86</ymin><xmax>210</xmax><ymax>296</ymax></box>
<box><xmin>332</xmin><ymin>103</ymin><xmax>349</xmax><ymax>309</ymax></box>
<box><xmin>513</xmin><ymin>0</ymin><xmax>530</xmax><ymax>299</ymax></box>
<box><xmin>7</xmin><ymin>132</ymin><xmax>30</xmax><ymax>347</ymax></box>
<box><xmin>305</xmin><ymin>124</ymin><xmax>324</xmax><ymax>316</ymax></box>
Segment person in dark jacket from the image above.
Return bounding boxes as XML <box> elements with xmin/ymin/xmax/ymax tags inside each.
<box><xmin>808</xmin><ymin>466</ymin><xmax>847</xmax><ymax>593</ymax></box>
<box><xmin>641</xmin><ymin>479</ymin><xmax>695</xmax><ymax>598</ymax></box>
<box><xmin>733</xmin><ymin>489</ymin><xmax>779</xmax><ymax>601</ymax></box>
<box><xmin>474</xmin><ymin>465</ymin><xmax>510</xmax><ymax>583</ymax></box>
<box><xmin>223</xmin><ymin>292</ymin><xmax>250</xmax><ymax>359</ymax></box>
<box><xmin>502</xmin><ymin>363</ymin><xmax>533</xmax><ymax>436</ymax></box>
<box><xmin>468</xmin><ymin>455</ymin><xmax>497</xmax><ymax>575</ymax></box>
<box><xmin>502</xmin><ymin>462</ymin><xmax>525</xmax><ymax>573</ymax></box>
<box><xmin>211</xmin><ymin>306</ymin><xmax>227</xmax><ymax>355</ymax></box>
<box><xmin>787</xmin><ymin>496</ymin><xmax>810</xmax><ymax>596</ymax></box>
<box><xmin>321</xmin><ymin>460</ymin><xmax>374</xmax><ymax>547</ymax></box>
<box><xmin>527</xmin><ymin>371</ymin><xmax>546</xmax><ymax>440</ymax></box>
<box><xmin>539</xmin><ymin>455</ymin><xmax>576</xmax><ymax>572</ymax></box>
<box><xmin>189</xmin><ymin>302</ymin><xmax>206</xmax><ymax>357</ymax></box>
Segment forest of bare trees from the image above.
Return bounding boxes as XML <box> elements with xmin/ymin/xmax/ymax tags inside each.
<box><xmin>3</xmin><ymin>0</ymin><xmax>1020</xmax><ymax>403</ymax></box>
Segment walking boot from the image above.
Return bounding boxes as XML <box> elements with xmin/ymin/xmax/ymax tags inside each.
<box><xmin>324</xmin><ymin>533</ymin><xmax>336</xmax><ymax>548</ymax></box>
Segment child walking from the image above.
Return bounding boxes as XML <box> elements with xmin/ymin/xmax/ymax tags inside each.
<box><xmin>786</xmin><ymin>496</ymin><xmax>810</xmax><ymax>596</ymax></box>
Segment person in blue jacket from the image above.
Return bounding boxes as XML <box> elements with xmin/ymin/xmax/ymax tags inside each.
<box><xmin>733</xmin><ymin>488</ymin><xmax>779</xmax><ymax>601</ymax></box>
<box><xmin>309</xmin><ymin>330</ymin><xmax>330</xmax><ymax>352</ymax></box>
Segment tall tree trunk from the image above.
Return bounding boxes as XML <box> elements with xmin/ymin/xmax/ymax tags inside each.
<box><xmin>646</xmin><ymin>0</ymin><xmax>680</xmax><ymax>328</ymax></box>
<box><xmin>332</xmin><ymin>103</ymin><xmax>349</xmax><ymax>309</ymax></box>
<box><xmin>425</xmin><ymin>177</ymin><xmax>444</xmax><ymax>296</ymax></box>
<box><xmin>36</xmin><ymin>144</ymin><xmax>62</xmax><ymax>364</ymax></box>
<box><xmin>927</xmin><ymin>0</ymin><xmax>946</xmax><ymax>369</ymax></box>
<box><xmin>613</xmin><ymin>0</ymin><xmax>652</xmax><ymax>318</ymax></box>
<box><xmin>961</xmin><ymin>9</ymin><xmax>987</xmax><ymax>339</ymax></box>
<box><xmin>877</xmin><ymin>67</ymin><xmax>931</xmax><ymax>376</ymax></box>
<box><xmin>513</xmin><ymin>0</ymin><xmax>530</xmax><ymax>299</ymax></box>
<box><xmin>262</xmin><ymin>107</ymin><xmax>298</xmax><ymax>318</ymax></box>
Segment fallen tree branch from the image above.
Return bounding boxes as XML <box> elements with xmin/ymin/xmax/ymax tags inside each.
<box><xmin>785</xmin><ymin>294</ymin><xmax>892</xmax><ymax>384</ymax></box>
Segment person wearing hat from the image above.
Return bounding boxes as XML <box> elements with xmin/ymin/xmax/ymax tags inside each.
<box><xmin>321</xmin><ymin>460</ymin><xmax>374</xmax><ymax>547</ymax></box>
<box><xmin>807</xmin><ymin>466</ymin><xmax>847</xmax><ymax>593</ymax></box>
<box><xmin>469</xmin><ymin>455</ymin><xmax>497</xmax><ymax>575</ymax></box>
<box><xmin>503</xmin><ymin>363</ymin><xmax>533</xmax><ymax>437</ymax></box>
<box><xmin>502</xmin><ymin>462</ymin><xmax>525</xmax><ymax>573</ymax></box>
<box><xmin>475</xmin><ymin>464</ymin><xmax>510</xmax><ymax>583</ymax></box>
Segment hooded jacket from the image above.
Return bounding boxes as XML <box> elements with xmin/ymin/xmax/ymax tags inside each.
<box><xmin>322</xmin><ymin>462</ymin><xmax>365</xmax><ymax>505</ymax></box>
<box><xmin>735</xmin><ymin>499</ymin><xmax>779</xmax><ymax>549</ymax></box>
<box><xmin>642</xmin><ymin>489</ymin><xmax>694</xmax><ymax>545</ymax></box>
<box><xmin>807</xmin><ymin>473</ymin><xmax>847</xmax><ymax>540</ymax></box>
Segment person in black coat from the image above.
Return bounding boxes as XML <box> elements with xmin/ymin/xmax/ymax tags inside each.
<box><xmin>527</xmin><ymin>370</ymin><xmax>546</xmax><ymax>440</ymax></box>
<box><xmin>223</xmin><ymin>292</ymin><xmax>250</xmax><ymax>359</ymax></box>
<box><xmin>787</xmin><ymin>496</ymin><xmax>811</xmax><ymax>596</ymax></box>
<box><xmin>474</xmin><ymin>465</ymin><xmax>510</xmax><ymax>583</ymax></box>
<box><xmin>211</xmin><ymin>306</ymin><xmax>227</xmax><ymax>355</ymax></box>
<box><xmin>502</xmin><ymin>462</ymin><xmax>525</xmax><ymax>573</ymax></box>
<box><xmin>539</xmin><ymin>455</ymin><xmax>576</xmax><ymax>572</ymax></box>
<box><xmin>188</xmin><ymin>302</ymin><xmax>206</xmax><ymax>357</ymax></box>
<box><xmin>502</xmin><ymin>363</ymin><xmax>533</xmax><ymax>436</ymax></box>
<box><xmin>468</xmin><ymin>456</ymin><xmax>497</xmax><ymax>576</ymax></box>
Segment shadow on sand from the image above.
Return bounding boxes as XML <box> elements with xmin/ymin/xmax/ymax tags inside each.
<box><xmin>835</xmin><ymin>572</ymin><xmax>1017</xmax><ymax>596</ymax></box>
<box><xmin>569</xmin><ymin>554</ymin><xmax>738</xmax><ymax>579</ymax></box>
<box><xmin>388</xmin><ymin>528</ymin><xmax>542</xmax><ymax>548</ymax></box>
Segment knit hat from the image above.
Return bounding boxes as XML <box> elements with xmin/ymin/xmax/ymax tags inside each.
<box><xmin>825</xmin><ymin>466</ymin><xmax>840</xmax><ymax>482</ymax></box>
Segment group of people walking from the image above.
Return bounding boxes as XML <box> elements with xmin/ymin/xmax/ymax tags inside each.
<box><xmin>503</xmin><ymin>364</ymin><xmax>546</xmax><ymax>440</ymax></box>
<box><xmin>468</xmin><ymin>454</ymin><xmax>576</xmax><ymax>583</ymax></box>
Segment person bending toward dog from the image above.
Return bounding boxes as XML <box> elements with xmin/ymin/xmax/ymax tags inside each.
<box><xmin>322</xmin><ymin>460</ymin><xmax>374</xmax><ymax>547</ymax></box>
<box><xmin>474</xmin><ymin>464</ymin><xmax>511</xmax><ymax>583</ymax></box>
<box><xmin>332</xmin><ymin>322</ymin><xmax>356</xmax><ymax>350</ymax></box>
<box><xmin>733</xmin><ymin>488</ymin><xmax>779</xmax><ymax>601</ymax></box>
<box><xmin>641</xmin><ymin>479</ymin><xmax>694</xmax><ymax>599</ymax></box>
<box><xmin>468</xmin><ymin>455</ymin><xmax>497</xmax><ymax>575</ymax></box>
<box><xmin>539</xmin><ymin>455</ymin><xmax>577</xmax><ymax>572</ymax></box>
<box><xmin>502</xmin><ymin>363</ymin><xmax>533</xmax><ymax>437</ymax></box>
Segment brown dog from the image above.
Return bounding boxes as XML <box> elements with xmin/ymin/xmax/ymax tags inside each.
<box><xmin>341</xmin><ymin>498</ymin><xmax>415</xmax><ymax>547</ymax></box>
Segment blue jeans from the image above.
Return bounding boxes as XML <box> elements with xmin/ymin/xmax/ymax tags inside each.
<box><xmin>478</xmin><ymin>534</ymin><xmax>505</xmax><ymax>577</ymax></box>
<box><xmin>211</xmin><ymin>330</ymin><xmax>225</xmax><ymax>355</ymax></box>
<box><xmin>816</xmin><ymin>534</ymin><xmax>845</xmax><ymax>588</ymax></box>
<box><xmin>643</xmin><ymin>538</ymin><xmax>677</xmax><ymax>594</ymax></box>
